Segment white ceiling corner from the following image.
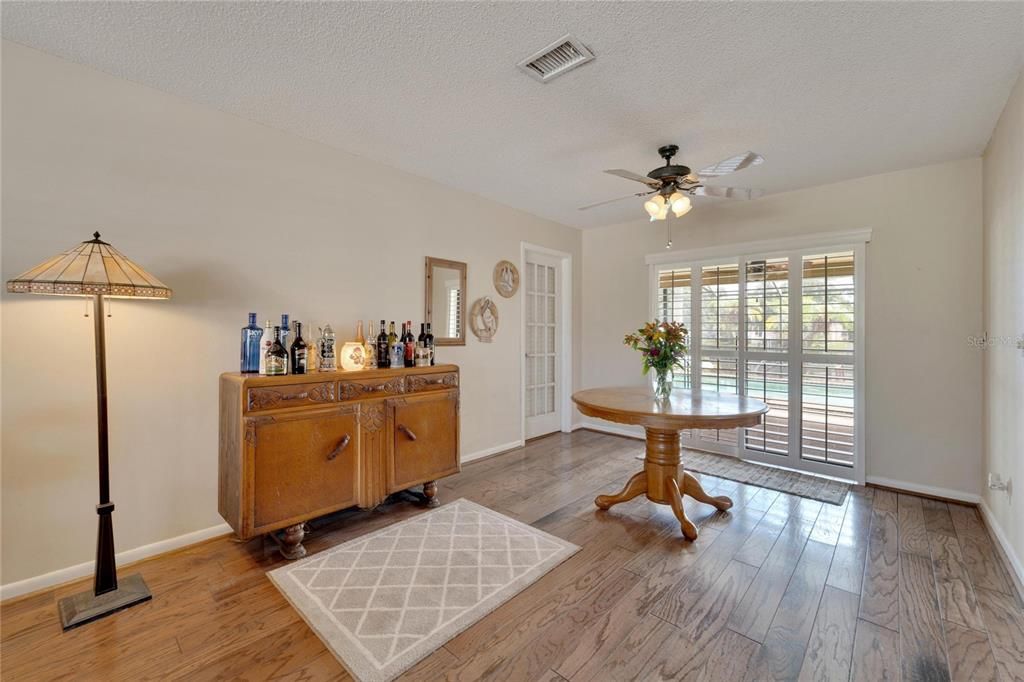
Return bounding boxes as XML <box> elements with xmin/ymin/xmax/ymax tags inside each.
<box><xmin>2</xmin><ymin>1</ymin><xmax>1022</xmax><ymax>229</ymax></box>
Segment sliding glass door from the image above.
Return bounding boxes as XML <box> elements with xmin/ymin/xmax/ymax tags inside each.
<box><xmin>653</xmin><ymin>243</ymin><xmax>864</xmax><ymax>482</ymax></box>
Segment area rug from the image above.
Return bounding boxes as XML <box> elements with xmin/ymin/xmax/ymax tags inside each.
<box><xmin>682</xmin><ymin>449</ymin><xmax>850</xmax><ymax>505</ymax></box>
<box><xmin>268</xmin><ymin>499</ymin><xmax>579</xmax><ymax>682</ymax></box>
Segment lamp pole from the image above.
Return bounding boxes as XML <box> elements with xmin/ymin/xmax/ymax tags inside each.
<box><xmin>92</xmin><ymin>293</ymin><xmax>117</xmax><ymax>595</ymax></box>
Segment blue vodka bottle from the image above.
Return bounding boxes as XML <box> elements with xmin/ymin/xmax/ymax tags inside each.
<box><xmin>240</xmin><ymin>313</ymin><xmax>263</xmax><ymax>373</ymax></box>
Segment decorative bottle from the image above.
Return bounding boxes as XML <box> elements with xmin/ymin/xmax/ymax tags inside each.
<box><xmin>240</xmin><ymin>313</ymin><xmax>263</xmax><ymax>373</ymax></box>
<box><xmin>265</xmin><ymin>327</ymin><xmax>288</xmax><ymax>376</ymax></box>
<box><xmin>290</xmin><ymin>322</ymin><xmax>308</xmax><ymax>375</ymax></box>
<box><xmin>424</xmin><ymin>323</ymin><xmax>435</xmax><ymax>365</ymax></box>
<box><xmin>376</xmin><ymin>320</ymin><xmax>389</xmax><ymax>368</ymax></box>
<box><xmin>403</xmin><ymin>320</ymin><xmax>416</xmax><ymax>367</ymax></box>
<box><xmin>259</xmin><ymin>319</ymin><xmax>273</xmax><ymax>375</ymax></box>
<box><xmin>317</xmin><ymin>324</ymin><xmax>336</xmax><ymax>371</ymax></box>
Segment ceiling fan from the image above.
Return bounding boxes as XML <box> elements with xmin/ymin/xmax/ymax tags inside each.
<box><xmin>579</xmin><ymin>145</ymin><xmax>765</xmax><ymax>219</ymax></box>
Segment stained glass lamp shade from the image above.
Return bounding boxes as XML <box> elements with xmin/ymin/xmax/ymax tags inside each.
<box><xmin>6</xmin><ymin>232</ymin><xmax>171</xmax><ymax>298</ymax></box>
<box><xmin>6</xmin><ymin>232</ymin><xmax>170</xmax><ymax>629</ymax></box>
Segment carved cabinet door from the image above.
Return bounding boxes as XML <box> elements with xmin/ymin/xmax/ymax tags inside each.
<box><xmin>247</xmin><ymin>405</ymin><xmax>360</xmax><ymax>533</ymax></box>
<box><xmin>386</xmin><ymin>390</ymin><xmax>460</xmax><ymax>494</ymax></box>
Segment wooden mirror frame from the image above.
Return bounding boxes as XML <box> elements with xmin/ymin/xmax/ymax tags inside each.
<box><xmin>424</xmin><ymin>257</ymin><xmax>467</xmax><ymax>346</ymax></box>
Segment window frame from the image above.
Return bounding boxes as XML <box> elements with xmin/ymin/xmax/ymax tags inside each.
<box><xmin>647</xmin><ymin>230</ymin><xmax>869</xmax><ymax>484</ymax></box>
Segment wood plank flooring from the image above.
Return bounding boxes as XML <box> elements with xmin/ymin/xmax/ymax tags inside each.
<box><xmin>2</xmin><ymin>430</ymin><xmax>1022</xmax><ymax>681</ymax></box>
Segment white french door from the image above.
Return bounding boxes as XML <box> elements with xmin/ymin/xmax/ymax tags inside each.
<box><xmin>524</xmin><ymin>251</ymin><xmax>562</xmax><ymax>439</ymax></box>
<box><xmin>652</xmin><ymin>240</ymin><xmax>866</xmax><ymax>482</ymax></box>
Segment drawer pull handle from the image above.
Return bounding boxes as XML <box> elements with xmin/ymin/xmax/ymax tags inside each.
<box><xmin>327</xmin><ymin>434</ymin><xmax>351</xmax><ymax>461</ymax></box>
<box><xmin>398</xmin><ymin>424</ymin><xmax>418</xmax><ymax>441</ymax></box>
<box><xmin>282</xmin><ymin>392</ymin><xmax>309</xmax><ymax>401</ymax></box>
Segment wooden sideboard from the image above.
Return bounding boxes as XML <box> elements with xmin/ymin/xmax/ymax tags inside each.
<box><xmin>219</xmin><ymin>364</ymin><xmax>460</xmax><ymax>558</ymax></box>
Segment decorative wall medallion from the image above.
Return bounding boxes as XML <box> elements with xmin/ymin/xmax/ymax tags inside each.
<box><xmin>493</xmin><ymin>260</ymin><xmax>520</xmax><ymax>298</ymax></box>
<box><xmin>469</xmin><ymin>297</ymin><xmax>499</xmax><ymax>343</ymax></box>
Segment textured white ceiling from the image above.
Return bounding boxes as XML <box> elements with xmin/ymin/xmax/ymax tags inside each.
<box><xmin>2</xmin><ymin>2</ymin><xmax>1022</xmax><ymax>228</ymax></box>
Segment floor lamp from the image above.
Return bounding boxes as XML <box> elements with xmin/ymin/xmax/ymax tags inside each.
<box><xmin>6</xmin><ymin>232</ymin><xmax>172</xmax><ymax>629</ymax></box>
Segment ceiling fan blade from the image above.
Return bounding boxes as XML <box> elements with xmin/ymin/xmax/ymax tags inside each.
<box><xmin>603</xmin><ymin>169</ymin><xmax>661</xmax><ymax>187</ymax></box>
<box><xmin>692</xmin><ymin>186</ymin><xmax>764</xmax><ymax>200</ymax></box>
<box><xmin>578</xmin><ymin>191</ymin><xmax>654</xmax><ymax>211</ymax></box>
<box><xmin>696</xmin><ymin>152</ymin><xmax>764</xmax><ymax>178</ymax></box>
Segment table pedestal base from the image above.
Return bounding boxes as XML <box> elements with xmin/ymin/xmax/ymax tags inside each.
<box><xmin>595</xmin><ymin>427</ymin><xmax>733</xmax><ymax>540</ymax></box>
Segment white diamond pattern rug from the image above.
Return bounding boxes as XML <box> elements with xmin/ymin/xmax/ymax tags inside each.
<box><xmin>268</xmin><ymin>499</ymin><xmax>579</xmax><ymax>682</ymax></box>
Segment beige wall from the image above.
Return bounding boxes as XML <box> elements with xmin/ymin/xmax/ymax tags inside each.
<box><xmin>982</xmin><ymin>71</ymin><xmax>1024</xmax><ymax>575</ymax></box>
<box><xmin>582</xmin><ymin>158</ymin><xmax>985</xmax><ymax>499</ymax></box>
<box><xmin>0</xmin><ymin>43</ymin><xmax>581</xmax><ymax>586</ymax></box>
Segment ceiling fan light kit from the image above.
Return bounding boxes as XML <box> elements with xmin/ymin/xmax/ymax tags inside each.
<box><xmin>583</xmin><ymin>144</ymin><xmax>764</xmax><ymax>227</ymax></box>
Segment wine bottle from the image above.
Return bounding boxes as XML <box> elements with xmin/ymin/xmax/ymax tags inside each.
<box><xmin>376</xmin><ymin>320</ymin><xmax>390</xmax><ymax>368</ymax></box>
<box><xmin>240</xmin><ymin>313</ymin><xmax>263</xmax><ymax>373</ymax></box>
<box><xmin>280</xmin><ymin>314</ymin><xmax>290</xmax><ymax>349</ymax></box>
<box><xmin>403</xmin><ymin>320</ymin><xmax>415</xmax><ymax>367</ymax></box>
<box><xmin>290</xmin><ymin>321</ymin><xmax>308</xmax><ymax>374</ymax></box>
<box><xmin>259</xmin><ymin>319</ymin><xmax>273</xmax><ymax>375</ymax></box>
<box><xmin>424</xmin><ymin>322</ymin><xmax>435</xmax><ymax>366</ymax></box>
<box><xmin>266</xmin><ymin>326</ymin><xmax>288</xmax><ymax>376</ymax></box>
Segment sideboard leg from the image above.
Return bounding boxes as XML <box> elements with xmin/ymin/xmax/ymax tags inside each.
<box><xmin>423</xmin><ymin>481</ymin><xmax>440</xmax><ymax>508</ymax></box>
<box><xmin>276</xmin><ymin>523</ymin><xmax>307</xmax><ymax>560</ymax></box>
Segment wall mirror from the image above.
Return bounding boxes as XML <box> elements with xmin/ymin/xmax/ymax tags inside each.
<box><xmin>424</xmin><ymin>257</ymin><xmax>467</xmax><ymax>346</ymax></box>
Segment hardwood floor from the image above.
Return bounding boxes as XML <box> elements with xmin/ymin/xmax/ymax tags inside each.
<box><xmin>2</xmin><ymin>430</ymin><xmax>1022</xmax><ymax>681</ymax></box>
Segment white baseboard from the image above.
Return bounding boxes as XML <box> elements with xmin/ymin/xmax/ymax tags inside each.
<box><xmin>0</xmin><ymin>522</ymin><xmax>232</xmax><ymax>602</ymax></box>
<box><xmin>461</xmin><ymin>439</ymin><xmax>524</xmax><ymax>464</ymax></box>
<box><xmin>865</xmin><ymin>476</ymin><xmax>981</xmax><ymax>504</ymax></box>
<box><xmin>575</xmin><ymin>419</ymin><xmax>644</xmax><ymax>441</ymax></box>
<box><xmin>979</xmin><ymin>500</ymin><xmax>1024</xmax><ymax>589</ymax></box>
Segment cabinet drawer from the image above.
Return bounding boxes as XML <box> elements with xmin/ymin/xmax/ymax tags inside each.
<box><xmin>406</xmin><ymin>372</ymin><xmax>459</xmax><ymax>393</ymax></box>
<box><xmin>247</xmin><ymin>381</ymin><xmax>335</xmax><ymax>412</ymax></box>
<box><xmin>248</xmin><ymin>406</ymin><xmax>359</xmax><ymax>531</ymax></box>
<box><xmin>386</xmin><ymin>391</ymin><xmax>459</xmax><ymax>493</ymax></box>
<box><xmin>338</xmin><ymin>376</ymin><xmax>405</xmax><ymax>401</ymax></box>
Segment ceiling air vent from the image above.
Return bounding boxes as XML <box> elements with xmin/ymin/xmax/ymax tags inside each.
<box><xmin>517</xmin><ymin>35</ymin><xmax>594</xmax><ymax>83</ymax></box>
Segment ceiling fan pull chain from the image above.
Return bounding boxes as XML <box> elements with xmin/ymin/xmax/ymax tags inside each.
<box><xmin>666</xmin><ymin>220</ymin><xmax>673</xmax><ymax>249</ymax></box>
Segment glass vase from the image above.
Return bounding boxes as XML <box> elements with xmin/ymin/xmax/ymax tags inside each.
<box><xmin>652</xmin><ymin>367</ymin><xmax>674</xmax><ymax>402</ymax></box>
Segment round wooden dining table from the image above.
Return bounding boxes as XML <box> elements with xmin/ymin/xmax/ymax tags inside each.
<box><xmin>572</xmin><ymin>386</ymin><xmax>768</xmax><ymax>540</ymax></box>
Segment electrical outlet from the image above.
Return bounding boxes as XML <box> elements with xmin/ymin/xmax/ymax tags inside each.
<box><xmin>989</xmin><ymin>473</ymin><xmax>1011</xmax><ymax>493</ymax></box>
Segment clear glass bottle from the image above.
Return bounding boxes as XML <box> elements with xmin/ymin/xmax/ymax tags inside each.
<box><xmin>265</xmin><ymin>326</ymin><xmax>288</xmax><ymax>376</ymax></box>
<box><xmin>317</xmin><ymin>324</ymin><xmax>336</xmax><ymax>372</ymax></box>
<box><xmin>240</xmin><ymin>313</ymin><xmax>263</xmax><ymax>373</ymax></box>
<box><xmin>290</xmin><ymin>321</ymin><xmax>308</xmax><ymax>375</ymax></box>
<box><xmin>363</xmin><ymin>317</ymin><xmax>376</xmax><ymax>369</ymax></box>
<box><xmin>259</xmin><ymin>319</ymin><xmax>273</xmax><ymax>375</ymax></box>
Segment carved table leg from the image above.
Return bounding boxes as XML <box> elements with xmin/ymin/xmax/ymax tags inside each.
<box><xmin>423</xmin><ymin>481</ymin><xmax>440</xmax><ymax>508</ymax></box>
<box><xmin>681</xmin><ymin>471</ymin><xmax>733</xmax><ymax>511</ymax></box>
<box><xmin>276</xmin><ymin>523</ymin><xmax>307</xmax><ymax>560</ymax></box>
<box><xmin>666</xmin><ymin>477</ymin><xmax>699</xmax><ymax>541</ymax></box>
<box><xmin>595</xmin><ymin>471</ymin><xmax>647</xmax><ymax>510</ymax></box>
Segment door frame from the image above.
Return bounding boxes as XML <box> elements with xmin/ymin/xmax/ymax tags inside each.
<box><xmin>520</xmin><ymin>242</ymin><xmax>574</xmax><ymax>441</ymax></box>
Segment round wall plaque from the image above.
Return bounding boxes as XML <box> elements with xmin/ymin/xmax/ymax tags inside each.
<box><xmin>469</xmin><ymin>297</ymin><xmax>499</xmax><ymax>343</ymax></box>
<box><xmin>493</xmin><ymin>260</ymin><xmax>520</xmax><ymax>298</ymax></box>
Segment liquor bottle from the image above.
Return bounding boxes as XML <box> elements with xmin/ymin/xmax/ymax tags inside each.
<box><xmin>280</xmin><ymin>314</ymin><xmax>290</xmax><ymax>348</ymax></box>
<box><xmin>317</xmin><ymin>324</ymin><xmax>336</xmax><ymax>371</ymax></box>
<box><xmin>403</xmin><ymin>320</ymin><xmax>416</xmax><ymax>367</ymax></box>
<box><xmin>376</xmin><ymin>320</ymin><xmax>390</xmax><ymax>368</ymax></box>
<box><xmin>424</xmin><ymin>322</ymin><xmax>435</xmax><ymax>365</ymax></box>
<box><xmin>259</xmin><ymin>319</ymin><xmax>273</xmax><ymax>375</ymax></box>
<box><xmin>266</xmin><ymin>326</ymin><xmax>288</xmax><ymax>376</ymax></box>
<box><xmin>363</xmin><ymin>317</ymin><xmax>376</xmax><ymax>368</ymax></box>
<box><xmin>355</xmin><ymin>320</ymin><xmax>366</xmax><ymax>346</ymax></box>
<box><xmin>290</xmin><ymin>322</ymin><xmax>308</xmax><ymax>374</ymax></box>
<box><xmin>240</xmin><ymin>313</ymin><xmax>263</xmax><ymax>373</ymax></box>
<box><xmin>387</xmin><ymin>321</ymin><xmax>397</xmax><ymax>351</ymax></box>
<box><xmin>390</xmin><ymin>335</ymin><xmax>404</xmax><ymax>370</ymax></box>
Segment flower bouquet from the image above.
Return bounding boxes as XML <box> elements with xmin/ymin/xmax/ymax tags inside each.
<box><xmin>623</xmin><ymin>320</ymin><xmax>689</xmax><ymax>401</ymax></box>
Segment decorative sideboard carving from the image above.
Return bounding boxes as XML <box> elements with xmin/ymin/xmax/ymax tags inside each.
<box><xmin>219</xmin><ymin>365</ymin><xmax>461</xmax><ymax>560</ymax></box>
<box><xmin>247</xmin><ymin>382</ymin><xmax>335</xmax><ymax>411</ymax></box>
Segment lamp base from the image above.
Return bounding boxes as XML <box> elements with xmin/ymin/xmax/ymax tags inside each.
<box><xmin>58</xmin><ymin>573</ymin><xmax>151</xmax><ymax>630</ymax></box>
